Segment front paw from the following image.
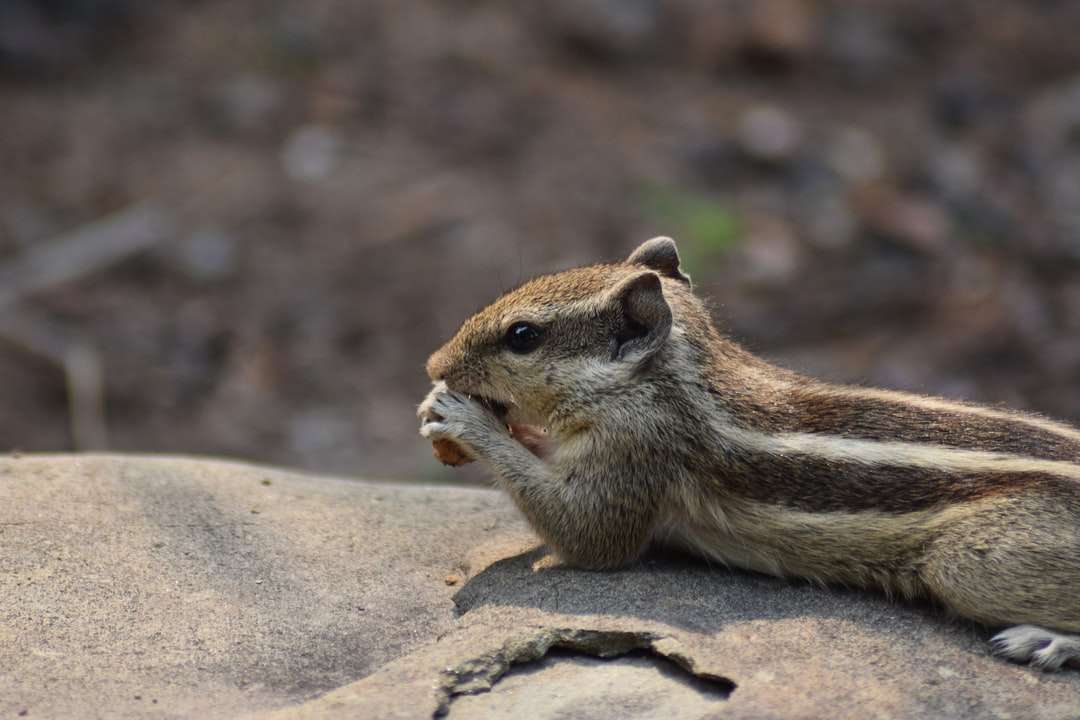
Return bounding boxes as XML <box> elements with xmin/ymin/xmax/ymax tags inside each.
<box><xmin>417</xmin><ymin>381</ymin><xmax>451</xmax><ymax>424</ymax></box>
<box><xmin>417</xmin><ymin>384</ymin><xmax>507</xmax><ymax>459</ymax></box>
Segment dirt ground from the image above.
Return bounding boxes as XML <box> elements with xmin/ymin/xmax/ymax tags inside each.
<box><xmin>2</xmin><ymin>0</ymin><xmax>1080</xmax><ymax>483</ymax></box>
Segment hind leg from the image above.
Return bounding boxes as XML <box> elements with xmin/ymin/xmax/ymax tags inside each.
<box><xmin>920</xmin><ymin>493</ymin><xmax>1080</xmax><ymax>670</ymax></box>
<box><xmin>991</xmin><ymin>625</ymin><xmax>1080</xmax><ymax>671</ymax></box>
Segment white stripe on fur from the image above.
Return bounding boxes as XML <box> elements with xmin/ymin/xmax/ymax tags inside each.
<box><xmin>712</xmin><ymin>422</ymin><xmax>1080</xmax><ymax>481</ymax></box>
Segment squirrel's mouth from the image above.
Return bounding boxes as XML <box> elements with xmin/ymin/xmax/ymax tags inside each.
<box><xmin>473</xmin><ymin>395</ymin><xmax>510</xmax><ymax>421</ymax></box>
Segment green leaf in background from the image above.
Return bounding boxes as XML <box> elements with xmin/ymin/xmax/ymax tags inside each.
<box><xmin>643</xmin><ymin>186</ymin><xmax>741</xmax><ymax>275</ymax></box>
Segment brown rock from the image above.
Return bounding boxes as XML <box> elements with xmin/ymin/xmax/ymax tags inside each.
<box><xmin>745</xmin><ymin>0</ymin><xmax>816</xmax><ymax>61</ymax></box>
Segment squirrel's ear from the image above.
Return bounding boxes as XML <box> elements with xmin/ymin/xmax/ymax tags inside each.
<box><xmin>626</xmin><ymin>237</ymin><xmax>690</xmax><ymax>286</ymax></box>
<box><xmin>606</xmin><ymin>271</ymin><xmax>672</xmax><ymax>362</ymax></box>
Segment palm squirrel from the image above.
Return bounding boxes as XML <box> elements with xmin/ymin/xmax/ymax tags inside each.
<box><xmin>418</xmin><ymin>237</ymin><xmax>1080</xmax><ymax>670</ymax></box>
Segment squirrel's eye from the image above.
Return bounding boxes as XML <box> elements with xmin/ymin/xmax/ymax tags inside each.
<box><xmin>505</xmin><ymin>322</ymin><xmax>544</xmax><ymax>354</ymax></box>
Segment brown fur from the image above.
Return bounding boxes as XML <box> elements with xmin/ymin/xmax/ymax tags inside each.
<box><xmin>418</xmin><ymin>238</ymin><xmax>1080</xmax><ymax>669</ymax></box>
<box><xmin>715</xmin><ymin>450</ymin><xmax>1057</xmax><ymax>513</ymax></box>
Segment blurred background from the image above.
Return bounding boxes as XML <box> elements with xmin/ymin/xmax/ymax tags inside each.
<box><xmin>2</xmin><ymin>0</ymin><xmax>1080</xmax><ymax>484</ymax></box>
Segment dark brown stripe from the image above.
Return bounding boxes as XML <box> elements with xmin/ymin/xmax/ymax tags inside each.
<box><xmin>777</xmin><ymin>385</ymin><xmax>1080</xmax><ymax>463</ymax></box>
<box><xmin>711</xmin><ymin>447</ymin><xmax>1059</xmax><ymax>514</ymax></box>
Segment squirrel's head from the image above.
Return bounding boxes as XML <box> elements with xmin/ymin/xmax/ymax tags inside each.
<box><xmin>425</xmin><ymin>237</ymin><xmax>693</xmax><ymax>428</ymax></box>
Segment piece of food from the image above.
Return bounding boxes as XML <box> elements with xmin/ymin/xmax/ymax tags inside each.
<box><xmin>432</xmin><ymin>438</ymin><xmax>473</xmax><ymax>466</ymax></box>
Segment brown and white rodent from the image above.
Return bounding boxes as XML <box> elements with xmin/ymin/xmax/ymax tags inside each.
<box><xmin>418</xmin><ymin>237</ymin><xmax>1080</xmax><ymax>671</ymax></box>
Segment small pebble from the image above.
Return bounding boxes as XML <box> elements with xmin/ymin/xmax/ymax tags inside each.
<box><xmin>281</xmin><ymin>125</ymin><xmax>343</xmax><ymax>182</ymax></box>
<box><xmin>826</xmin><ymin>126</ymin><xmax>886</xmax><ymax>183</ymax></box>
<box><xmin>737</xmin><ymin>105</ymin><xmax>803</xmax><ymax>163</ymax></box>
<box><xmin>173</xmin><ymin>228</ymin><xmax>238</xmax><ymax>283</ymax></box>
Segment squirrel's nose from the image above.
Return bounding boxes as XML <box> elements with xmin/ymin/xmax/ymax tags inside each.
<box><xmin>425</xmin><ymin>350</ymin><xmax>449</xmax><ymax>382</ymax></box>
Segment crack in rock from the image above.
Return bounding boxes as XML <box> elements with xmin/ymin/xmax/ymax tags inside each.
<box><xmin>433</xmin><ymin>628</ymin><xmax>736</xmax><ymax>717</ymax></box>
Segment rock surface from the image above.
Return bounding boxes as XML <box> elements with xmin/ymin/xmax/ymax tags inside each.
<box><xmin>2</xmin><ymin>455</ymin><xmax>1079</xmax><ymax>719</ymax></box>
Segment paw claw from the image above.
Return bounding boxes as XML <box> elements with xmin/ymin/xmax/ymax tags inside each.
<box><xmin>1032</xmin><ymin>647</ymin><xmax>1065</xmax><ymax>671</ymax></box>
<box><xmin>417</xmin><ymin>381</ymin><xmax>451</xmax><ymax>422</ymax></box>
<box><xmin>419</xmin><ymin>421</ymin><xmax>448</xmax><ymax>440</ymax></box>
<box><xmin>990</xmin><ymin>625</ymin><xmax>1080</xmax><ymax>671</ymax></box>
